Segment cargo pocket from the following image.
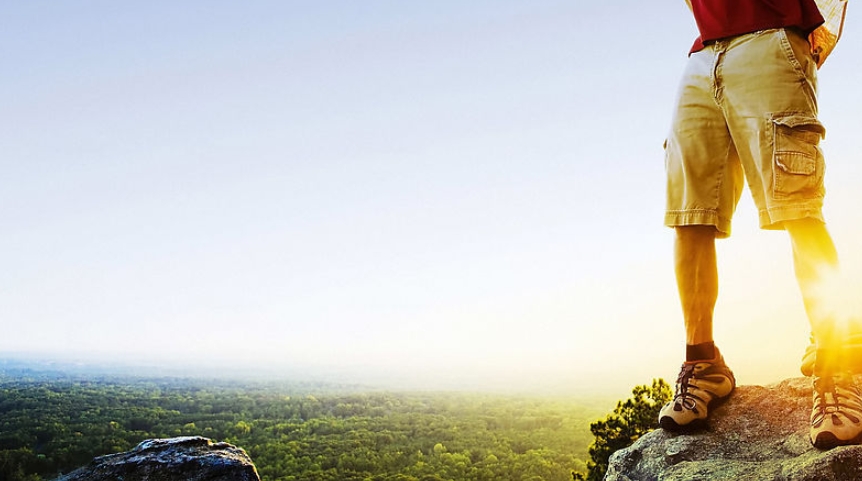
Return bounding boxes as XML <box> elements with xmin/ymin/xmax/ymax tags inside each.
<box><xmin>771</xmin><ymin>114</ymin><xmax>825</xmax><ymax>199</ymax></box>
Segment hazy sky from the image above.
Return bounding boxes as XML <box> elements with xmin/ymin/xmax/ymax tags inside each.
<box><xmin>4</xmin><ymin>1</ymin><xmax>862</xmax><ymax>396</ymax></box>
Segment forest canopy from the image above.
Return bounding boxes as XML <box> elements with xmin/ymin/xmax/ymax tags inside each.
<box><xmin>0</xmin><ymin>368</ymin><xmax>614</xmax><ymax>481</ymax></box>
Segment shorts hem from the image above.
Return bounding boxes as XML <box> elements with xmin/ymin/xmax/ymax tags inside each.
<box><xmin>759</xmin><ymin>205</ymin><xmax>825</xmax><ymax>230</ymax></box>
<box><xmin>665</xmin><ymin>210</ymin><xmax>732</xmax><ymax>238</ymax></box>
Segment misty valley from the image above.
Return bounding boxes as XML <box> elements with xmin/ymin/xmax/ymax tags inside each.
<box><xmin>0</xmin><ymin>364</ymin><xmax>611</xmax><ymax>481</ymax></box>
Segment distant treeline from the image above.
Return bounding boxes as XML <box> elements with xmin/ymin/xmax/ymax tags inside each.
<box><xmin>0</xmin><ymin>370</ymin><xmax>608</xmax><ymax>481</ymax></box>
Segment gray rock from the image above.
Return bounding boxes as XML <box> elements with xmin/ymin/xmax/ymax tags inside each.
<box><xmin>605</xmin><ymin>377</ymin><xmax>862</xmax><ymax>480</ymax></box>
<box><xmin>53</xmin><ymin>436</ymin><xmax>261</xmax><ymax>481</ymax></box>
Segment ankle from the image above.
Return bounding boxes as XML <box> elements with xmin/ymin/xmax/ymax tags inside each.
<box><xmin>686</xmin><ymin>341</ymin><xmax>716</xmax><ymax>362</ymax></box>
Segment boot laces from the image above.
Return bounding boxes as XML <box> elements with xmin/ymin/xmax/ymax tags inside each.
<box><xmin>674</xmin><ymin>363</ymin><xmax>699</xmax><ymax>410</ymax></box>
<box><xmin>816</xmin><ymin>375</ymin><xmax>858</xmax><ymax>408</ymax></box>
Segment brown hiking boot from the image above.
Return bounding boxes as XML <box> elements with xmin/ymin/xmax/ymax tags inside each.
<box><xmin>659</xmin><ymin>349</ymin><xmax>736</xmax><ymax>431</ymax></box>
<box><xmin>810</xmin><ymin>372</ymin><xmax>862</xmax><ymax>449</ymax></box>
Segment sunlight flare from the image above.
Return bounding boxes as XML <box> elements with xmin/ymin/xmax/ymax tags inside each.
<box><xmin>808</xmin><ymin>266</ymin><xmax>862</xmax><ymax>361</ymax></box>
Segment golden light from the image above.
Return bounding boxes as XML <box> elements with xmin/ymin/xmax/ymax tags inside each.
<box><xmin>807</xmin><ymin>265</ymin><xmax>862</xmax><ymax>370</ymax></box>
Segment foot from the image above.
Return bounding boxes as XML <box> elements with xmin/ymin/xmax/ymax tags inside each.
<box><xmin>810</xmin><ymin>372</ymin><xmax>862</xmax><ymax>449</ymax></box>
<box><xmin>659</xmin><ymin>349</ymin><xmax>735</xmax><ymax>431</ymax></box>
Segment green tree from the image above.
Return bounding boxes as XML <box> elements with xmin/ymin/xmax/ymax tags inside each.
<box><xmin>577</xmin><ymin>379</ymin><xmax>672</xmax><ymax>481</ymax></box>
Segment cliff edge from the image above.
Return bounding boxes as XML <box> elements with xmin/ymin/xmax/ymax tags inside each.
<box><xmin>605</xmin><ymin>377</ymin><xmax>862</xmax><ymax>480</ymax></box>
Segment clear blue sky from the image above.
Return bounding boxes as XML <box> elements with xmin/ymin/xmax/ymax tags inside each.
<box><xmin>3</xmin><ymin>1</ymin><xmax>862</xmax><ymax>395</ymax></box>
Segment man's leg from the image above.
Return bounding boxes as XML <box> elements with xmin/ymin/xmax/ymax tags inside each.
<box><xmin>786</xmin><ymin>217</ymin><xmax>840</xmax><ymax>370</ymax></box>
<box><xmin>786</xmin><ymin>218</ymin><xmax>862</xmax><ymax>449</ymax></box>
<box><xmin>785</xmin><ymin>217</ymin><xmax>838</xmax><ymax>347</ymax></box>
<box><xmin>675</xmin><ymin>225</ymin><xmax>719</xmax><ymax>351</ymax></box>
<box><xmin>660</xmin><ymin>29</ymin><xmax>741</xmax><ymax>432</ymax></box>
<box><xmin>659</xmin><ymin>225</ymin><xmax>735</xmax><ymax>431</ymax></box>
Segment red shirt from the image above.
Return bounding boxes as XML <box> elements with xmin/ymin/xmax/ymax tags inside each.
<box><xmin>690</xmin><ymin>0</ymin><xmax>824</xmax><ymax>52</ymax></box>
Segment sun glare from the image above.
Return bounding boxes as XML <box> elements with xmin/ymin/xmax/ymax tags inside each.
<box><xmin>808</xmin><ymin>266</ymin><xmax>862</xmax><ymax>353</ymax></box>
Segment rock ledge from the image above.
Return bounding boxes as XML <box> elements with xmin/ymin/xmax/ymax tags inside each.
<box><xmin>53</xmin><ymin>436</ymin><xmax>260</xmax><ymax>481</ymax></box>
<box><xmin>605</xmin><ymin>377</ymin><xmax>862</xmax><ymax>480</ymax></box>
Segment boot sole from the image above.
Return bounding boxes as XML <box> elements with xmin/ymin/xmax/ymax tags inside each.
<box><xmin>659</xmin><ymin>415</ymin><xmax>707</xmax><ymax>432</ymax></box>
<box><xmin>812</xmin><ymin>429</ymin><xmax>862</xmax><ymax>450</ymax></box>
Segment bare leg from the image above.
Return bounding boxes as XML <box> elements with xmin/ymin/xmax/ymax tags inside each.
<box><xmin>675</xmin><ymin>226</ymin><xmax>719</xmax><ymax>346</ymax></box>
<box><xmin>785</xmin><ymin>218</ymin><xmax>840</xmax><ymax>371</ymax></box>
<box><xmin>660</xmin><ymin>225</ymin><xmax>735</xmax><ymax>431</ymax></box>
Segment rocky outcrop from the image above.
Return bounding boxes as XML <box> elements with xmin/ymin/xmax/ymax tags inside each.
<box><xmin>53</xmin><ymin>436</ymin><xmax>260</xmax><ymax>481</ymax></box>
<box><xmin>605</xmin><ymin>377</ymin><xmax>862</xmax><ymax>480</ymax></box>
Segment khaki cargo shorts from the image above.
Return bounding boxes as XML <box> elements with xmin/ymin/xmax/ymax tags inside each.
<box><xmin>665</xmin><ymin>28</ymin><xmax>826</xmax><ymax>238</ymax></box>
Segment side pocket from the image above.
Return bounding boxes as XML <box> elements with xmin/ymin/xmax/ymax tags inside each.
<box><xmin>771</xmin><ymin>114</ymin><xmax>825</xmax><ymax>199</ymax></box>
